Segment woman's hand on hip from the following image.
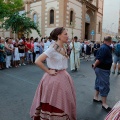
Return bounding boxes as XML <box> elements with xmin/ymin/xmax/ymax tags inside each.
<box><xmin>48</xmin><ymin>69</ymin><xmax>58</xmax><ymax>76</ymax></box>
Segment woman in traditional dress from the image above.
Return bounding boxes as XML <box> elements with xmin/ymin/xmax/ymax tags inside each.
<box><xmin>105</xmin><ymin>101</ymin><xmax>120</xmax><ymax>120</ymax></box>
<box><xmin>30</xmin><ymin>27</ymin><xmax>76</xmax><ymax>120</ymax></box>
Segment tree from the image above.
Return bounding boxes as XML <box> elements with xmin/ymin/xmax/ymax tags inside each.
<box><xmin>0</xmin><ymin>0</ymin><xmax>23</xmax><ymax>20</ymax></box>
<box><xmin>2</xmin><ymin>12</ymin><xmax>41</xmax><ymax>37</ymax></box>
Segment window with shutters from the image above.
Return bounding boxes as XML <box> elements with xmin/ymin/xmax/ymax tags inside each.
<box><xmin>50</xmin><ymin>9</ymin><xmax>54</xmax><ymax>24</ymax></box>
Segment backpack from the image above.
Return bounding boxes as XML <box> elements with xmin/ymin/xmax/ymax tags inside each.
<box><xmin>114</xmin><ymin>44</ymin><xmax>120</xmax><ymax>56</ymax></box>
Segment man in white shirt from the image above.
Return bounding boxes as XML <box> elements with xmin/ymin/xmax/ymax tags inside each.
<box><xmin>70</xmin><ymin>36</ymin><xmax>81</xmax><ymax>72</ymax></box>
<box><xmin>44</xmin><ymin>37</ymin><xmax>55</xmax><ymax>51</ymax></box>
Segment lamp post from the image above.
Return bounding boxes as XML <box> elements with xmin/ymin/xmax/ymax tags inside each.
<box><xmin>110</xmin><ymin>23</ymin><xmax>114</xmax><ymax>35</ymax></box>
<box><xmin>70</xmin><ymin>22</ymin><xmax>76</xmax><ymax>69</ymax></box>
<box><xmin>14</xmin><ymin>31</ymin><xmax>15</xmax><ymax>39</ymax></box>
<box><xmin>70</xmin><ymin>22</ymin><xmax>75</xmax><ymax>39</ymax></box>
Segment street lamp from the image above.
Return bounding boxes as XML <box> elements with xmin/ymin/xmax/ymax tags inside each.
<box><xmin>14</xmin><ymin>31</ymin><xmax>16</xmax><ymax>39</ymax></box>
<box><xmin>110</xmin><ymin>23</ymin><xmax>114</xmax><ymax>34</ymax></box>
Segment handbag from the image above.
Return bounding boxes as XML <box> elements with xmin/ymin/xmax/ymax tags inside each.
<box><xmin>6</xmin><ymin>50</ymin><xmax>12</xmax><ymax>56</ymax></box>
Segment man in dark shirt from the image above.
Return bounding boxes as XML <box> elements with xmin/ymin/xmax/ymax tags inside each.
<box><xmin>92</xmin><ymin>36</ymin><xmax>112</xmax><ymax>112</ymax></box>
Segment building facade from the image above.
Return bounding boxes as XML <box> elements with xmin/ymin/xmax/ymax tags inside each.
<box><xmin>0</xmin><ymin>0</ymin><xmax>104</xmax><ymax>41</ymax></box>
<box><xmin>118</xmin><ymin>10</ymin><xmax>120</xmax><ymax>36</ymax></box>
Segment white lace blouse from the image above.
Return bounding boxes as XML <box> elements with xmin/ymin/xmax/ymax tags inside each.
<box><xmin>44</xmin><ymin>47</ymin><xmax>68</xmax><ymax>70</ymax></box>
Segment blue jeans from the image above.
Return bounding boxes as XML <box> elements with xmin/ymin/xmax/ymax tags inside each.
<box><xmin>94</xmin><ymin>67</ymin><xmax>110</xmax><ymax>97</ymax></box>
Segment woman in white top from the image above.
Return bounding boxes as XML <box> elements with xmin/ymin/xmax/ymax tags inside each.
<box><xmin>30</xmin><ymin>27</ymin><xmax>76</xmax><ymax>120</ymax></box>
<box><xmin>43</xmin><ymin>39</ymin><xmax>48</xmax><ymax>52</ymax></box>
<box><xmin>34</xmin><ymin>38</ymin><xmax>40</xmax><ymax>60</ymax></box>
<box><xmin>5</xmin><ymin>38</ymin><xmax>14</xmax><ymax>68</ymax></box>
<box><xmin>13</xmin><ymin>42</ymin><xmax>20</xmax><ymax>67</ymax></box>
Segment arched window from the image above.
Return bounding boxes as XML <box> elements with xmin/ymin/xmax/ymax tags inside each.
<box><xmin>33</xmin><ymin>13</ymin><xmax>37</xmax><ymax>24</ymax></box>
<box><xmin>70</xmin><ymin>11</ymin><xmax>73</xmax><ymax>25</ymax></box>
<box><xmin>50</xmin><ymin>9</ymin><xmax>54</xmax><ymax>24</ymax></box>
<box><xmin>85</xmin><ymin>13</ymin><xmax>90</xmax><ymax>23</ymax></box>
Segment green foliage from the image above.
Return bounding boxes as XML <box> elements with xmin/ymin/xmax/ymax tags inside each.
<box><xmin>2</xmin><ymin>12</ymin><xmax>41</xmax><ymax>37</ymax></box>
<box><xmin>0</xmin><ymin>0</ymin><xmax>23</xmax><ymax>19</ymax></box>
<box><xmin>0</xmin><ymin>0</ymin><xmax>41</xmax><ymax>36</ymax></box>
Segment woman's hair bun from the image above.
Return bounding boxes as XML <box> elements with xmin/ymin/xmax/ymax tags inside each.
<box><xmin>50</xmin><ymin>27</ymin><xmax>65</xmax><ymax>41</ymax></box>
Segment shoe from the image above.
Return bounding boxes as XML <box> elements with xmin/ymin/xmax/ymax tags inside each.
<box><xmin>9</xmin><ymin>66</ymin><xmax>12</xmax><ymax>68</ymax></box>
<box><xmin>22</xmin><ymin>63</ymin><xmax>26</xmax><ymax>66</ymax></box>
<box><xmin>93</xmin><ymin>99</ymin><xmax>102</xmax><ymax>103</ymax></box>
<box><xmin>75</xmin><ymin>68</ymin><xmax>77</xmax><ymax>72</ymax></box>
<box><xmin>117</xmin><ymin>72</ymin><xmax>120</xmax><ymax>75</ymax></box>
<box><xmin>0</xmin><ymin>68</ymin><xmax>2</xmax><ymax>70</ymax></box>
<box><xmin>0</xmin><ymin>68</ymin><xmax>4</xmax><ymax>70</ymax></box>
<box><xmin>71</xmin><ymin>70</ymin><xmax>75</xmax><ymax>72</ymax></box>
<box><xmin>19</xmin><ymin>64</ymin><xmax>21</xmax><ymax>66</ymax></box>
<box><xmin>112</xmin><ymin>71</ymin><xmax>115</xmax><ymax>74</ymax></box>
<box><xmin>102</xmin><ymin>106</ymin><xmax>112</xmax><ymax>112</ymax></box>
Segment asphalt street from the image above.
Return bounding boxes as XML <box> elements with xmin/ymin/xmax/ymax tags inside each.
<box><xmin>0</xmin><ymin>59</ymin><xmax>120</xmax><ymax>120</ymax></box>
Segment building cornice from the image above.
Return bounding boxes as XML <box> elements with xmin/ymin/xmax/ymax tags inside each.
<box><xmin>86</xmin><ymin>1</ymin><xmax>98</xmax><ymax>11</ymax></box>
<box><xmin>77</xmin><ymin>0</ymin><xmax>98</xmax><ymax>11</ymax></box>
<box><xmin>24</xmin><ymin>0</ymin><xmax>41</xmax><ymax>4</ymax></box>
<box><xmin>24</xmin><ymin>0</ymin><xmax>32</xmax><ymax>4</ymax></box>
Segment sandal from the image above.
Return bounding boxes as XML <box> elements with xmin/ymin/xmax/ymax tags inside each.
<box><xmin>102</xmin><ymin>106</ymin><xmax>112</xmax><ymax>112</ymax></box>
<box><xmin>93</xmin><ymin>99</ymin><xmax>102</xmax><ymax>103</ymax></box>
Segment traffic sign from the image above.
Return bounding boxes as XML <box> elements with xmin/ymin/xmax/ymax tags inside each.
<box><xmin>91</xmin><ymin>30</ymin><xmax>95</xmax><ymax>35</ymax></box>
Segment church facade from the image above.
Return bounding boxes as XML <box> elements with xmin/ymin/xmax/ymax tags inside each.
<box><xmin>0</xmin><ymin>0</ymin><xmax>104</xmax><ymax>41</ymax></box>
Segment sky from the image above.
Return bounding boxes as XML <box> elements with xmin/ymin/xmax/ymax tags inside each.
<box><xmin>102</xmin><ymin>0</ymin><xmax>120</xmax><ymax>33</ymax></box>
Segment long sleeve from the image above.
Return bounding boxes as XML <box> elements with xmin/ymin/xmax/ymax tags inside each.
<box><xmin>69</xmin><ymin>42</ymin><xmax>73</xmax><ymax>49</ymax></box>
<box><xmin>75</xmin><ymin>42</ymin><xmax>80</xmax><ymax>53</ymax></box>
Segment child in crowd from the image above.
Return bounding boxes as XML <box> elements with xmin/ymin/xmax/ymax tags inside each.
<box><xmin>18</xmin><ymin>40</ymin><xmax>26</xmax><ymax>66</ymax></box>
<box><xmin>13</xmin><ymin>43</ymin><xmax>20</xmax><ymax>67</ymax></box>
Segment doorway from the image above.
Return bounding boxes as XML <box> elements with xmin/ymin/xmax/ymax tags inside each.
<box><xmin>85</xmin><ymin>13</ymin><xmax>90</xmax><ymax>40</ymax></box>
<box><xmin>85</xmin><ymin>23</ymin><xmax>90</xmax><ymax>40</ymax></box>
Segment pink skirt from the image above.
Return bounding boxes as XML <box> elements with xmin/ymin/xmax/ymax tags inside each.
<box><xmin>30</xmin><ymin>70</ymin><xmax>76</xmax><ymax>120</ymax></box>
<box><xmin>105</xmin><ymin>101</ymin><xmax>120</xmax><ymax>120</ymax></box>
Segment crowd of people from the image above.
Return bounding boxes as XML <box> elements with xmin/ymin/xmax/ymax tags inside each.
<box><xmin>0</xmin><ymin>27</ymin><xmax>120</xmax><ymax>120</ymax></box>
<box><xmin>0</xmin><ymin>35</ymin><xmax>103</xmax><ymax>70</ymax></box>
<box><xmin>0</xmin><ymin>36</ymin><xmax>55</xmax><ymax>69</ymax></box>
